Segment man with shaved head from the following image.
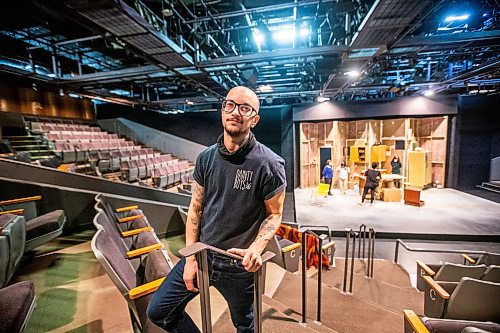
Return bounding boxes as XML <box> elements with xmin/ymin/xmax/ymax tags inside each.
<box><xmin>148</xmin><ymin>86</ymin><xmax>286</xmax><ymax>332</ymax></box>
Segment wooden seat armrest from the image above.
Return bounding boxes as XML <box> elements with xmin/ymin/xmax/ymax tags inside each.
<box><xmin>127</xmin><ymin>243</ymin><xmax>163</xmax><ymax>258</ymax></box>
<box><xmin>322</xmin><ymin>241</ymin><xmax>336</xmax><ymax>250</ymax></box>
<box><xmin>403</xmin><ymin>310</ymin><xmax>429</xmax><ymax>333</ymax></box>
<box><xmin>281</xmin><ymin>243</ymin><xmax>301</xmax><ymax>253</ymax></box>
<box><xmin>0</xmin><ymin>209</ymin><xmax>25</xmax><ymax>216</ymax></box>
<box><xmin>423</xmin><ymin>276</ymin><xmax>450</xmax><ymax>299</ymax></box>
<box><xmin>461</xmin><ymin>254</ymin><xmax>476</xmax><ymax>264</ymax></box>
<box><xmin>116</xmin><ymin>205</ymin><xmax>139</xmax><ymax>213</ymax></box>
<box><xmin>0</xmin><ymin>196</ymin><xmax>42</xmax><ymax>206</ymax></box>
<box><xmin>129</xmin><ymin>277</ymin><xmax>165</xmax><ymax>299</ymax></box>
<box><xmin>417</xmin><ymin>260</ymin><xmax>436</xmax><ymax>276</ymax></box>
<box><xmin>118</xmin><ymin>214</ymin><xmax>144</xmax><ymax>223</ymax></box>
<box><xmin>121</xmin><ymin>226</ymin><xmax>153</xmax><ymax>237</ymax></box>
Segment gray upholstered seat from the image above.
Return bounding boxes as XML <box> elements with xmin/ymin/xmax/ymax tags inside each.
<box><xmin>481</xmin><ymin>266</ymin><xmax>500</xmax><ymax>283</ymax></box>
<box><xmin>419</xmin><ymin>317</ymin><xmax>500</xmax><ymax>333</ymax></box>
<box><xmin>25</xmin><ymin>210</ymin><xmax>66</xmax><ymax>251</ymax></box>
<box><xmin>0</xmin><ymin>281</ymin><xmax>36</xmax><ymax>333</ymax></box>
<box><xmin>434</xmin><ymin>263</ymin><xmax>488</xmax><ymax>282</ymax></box>
<box><xmin>0</xmin><ymin>214</ymin><xmax>26</xmax><ymax>287</ymax></box>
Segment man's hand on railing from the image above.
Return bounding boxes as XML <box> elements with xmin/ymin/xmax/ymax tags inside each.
<box><xmin>183</xmin><ymin>256</ymin><xmax>199</xmax><ymax>292</ymax></box>
<box><xmin>227</xmin><ymin>248</ymin><xmax>263</xmax><ymax>272</ymax></box>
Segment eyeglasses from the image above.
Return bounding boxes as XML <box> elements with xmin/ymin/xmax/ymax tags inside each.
<box><xmin>222</xmin><ymin>99</ymin><xmax>257</xmax><ymax>117</ymax></box>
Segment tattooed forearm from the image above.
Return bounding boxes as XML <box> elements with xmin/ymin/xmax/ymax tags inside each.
<box><xmin>250</xmin><ymin>213</ymin><xmax>281</xmax><ymax>252</ymax></box>
<box><xmin>186</xmin><ymin>182</ymin><xmax>205</xmax><ymax>247</ymax></box>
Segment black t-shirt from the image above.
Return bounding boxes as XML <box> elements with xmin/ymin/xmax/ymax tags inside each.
<box><xmin>365</xmin><ymin>169</ymin><xmax>381</xmax><ymax>188</ymax></box>
<box><xmin>193</xmin><ymin>136</ymin><xmax>286</xmax><ymax>250</ymax></box>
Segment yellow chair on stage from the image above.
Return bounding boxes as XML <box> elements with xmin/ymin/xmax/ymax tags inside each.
<box><xmin>310</xmin><ymin>183</ymin><xmax>330</xmax><ymax>206</ymax></box>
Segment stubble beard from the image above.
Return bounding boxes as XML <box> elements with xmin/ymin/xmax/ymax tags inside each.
<box><xmin>224</xmin><ymin>123</ymin><xmax>248</xmax><ymax>138</ymax></box>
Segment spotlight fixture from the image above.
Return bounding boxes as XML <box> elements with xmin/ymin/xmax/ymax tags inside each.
<box><xmin>444</xmin><ymin>14</ymin><xmax>469</xmax><ymax>22</ymax></box>
<box><xmin>424</xmin><ymin>89</ymin><xmax>434</xmax><ymax>97</ymax></box>
<box><xmin>344</xmin><ymin>71</ymin><xmax>360</xmax><ymax>77</ymax></box>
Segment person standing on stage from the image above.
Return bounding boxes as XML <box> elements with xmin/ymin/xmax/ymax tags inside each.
<box><xmin>336</xmin><ymin>161</ymin><xmax>350</xmax><ymax>194</ymax></box>
<box><xmin>147</xmin><ymin>86</ymin><xmax>286</xmax><ymax>333</ymax></box>
<box><xmin>390</xmin><ymin>155</ymin><xmax>402</xmax><ymax>188</ymax></box>
<box><xmin>322</xmin><ymin>159</ymin><xmax>334</xmax><ymax>196</ymax></box>
<box><xmin>359</xmin><ymin>162</ymin><xmax>381</xmax><ymax>206</ymax></box>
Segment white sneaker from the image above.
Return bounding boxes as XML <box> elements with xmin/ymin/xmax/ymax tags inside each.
<box><xmin>370</xmin><ymin>203</ymin><xmax>374</xmax><ymax>206</ymax></box>
<box><xmin>357</xmin><ymin>202</ymin><xmax>364</xmax><ymax>206</ymax></box>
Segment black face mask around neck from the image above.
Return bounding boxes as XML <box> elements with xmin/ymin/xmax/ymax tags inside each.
<box><xmin>217</xmin><ymin>132</ymin><xmax>256</xmax><ymax>162</ymax></box>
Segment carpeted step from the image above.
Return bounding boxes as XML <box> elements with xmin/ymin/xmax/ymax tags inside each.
<box><xmin>212</xmin><ymin>302</ymin><xmax>321</xmax><ymax>333</ymax></box>
<box><xmin>309</xmin><ymin>265</ymin><xmax>424</xmax><ymax>315</ymax></box>
<box><xmin>333</xmin><ymin>259</ymin><xmax>413</xmax><ymax>289</ymax></box>
<box><xmin>263</xmin><ymin>295</ymin><xmax>338</xmax><ymax>333</ymax></box>
<box><xmin>272</xmin><ymin>271</ymin><xmax>403</xmax><ymax>333</ymax></box>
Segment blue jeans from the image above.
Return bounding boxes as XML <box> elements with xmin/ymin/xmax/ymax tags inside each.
<box><xmin>147</xmin><ymin>252</ymin><xmax>255</xmax><ymax>332</ymax></box>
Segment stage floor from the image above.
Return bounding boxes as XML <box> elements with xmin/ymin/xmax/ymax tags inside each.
<box><xmin>294</xmin><ymin>187</ymin><xmax>500</xmax><ymax>237</ymax></box>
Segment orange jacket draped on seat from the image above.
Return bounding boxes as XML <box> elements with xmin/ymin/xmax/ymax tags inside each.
<box><xmin>276</xmin><ymin>225</ymin><xmax>330</xmax><ymax>270</ymax></box>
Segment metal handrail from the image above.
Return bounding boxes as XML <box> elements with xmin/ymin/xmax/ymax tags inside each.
<box><xmin>358</xmin><ymin>224</ymin><xmax>367</xmax><ymax>259</ymax></box>
<box><xmin>393</xmin><ymin>239</ymin><xmax>496</xmax><ymax>264</ymax></box>
<box><xmin>366</xmin><ymin>228</ymin><xmax>376</xmax><ymax>278</ymax></box>
<box><xmin>299</xmin><ymin>224</ymin><xmax>332</xmax><ymax>242</ymax></box>
<box><xmin>297</xmin><ymin>227</ymin><xmax>327</xmax><ymax>325</ymax></box>
<box><xmin>179</xmin><ymin>242</ymin><xmax>275</xmax><ymax>333</ymax></box>
<box><xmin>343</xmin><ymin>228</ymin><xmax>357</xmax><ymax>294</ymax></box>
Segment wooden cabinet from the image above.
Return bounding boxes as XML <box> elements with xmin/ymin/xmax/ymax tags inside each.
<box><xmin>408</xmin><ymin>151</ymin><xmax>432</xmax><ymax>188</ymax></box>
<box><xmin>371</xmin><ymin>145</ymin><xmax>387</xmax><ymax>163</ymax></box>
<box><xmin>349</xmin><ymin>146</ymin><xmax>366</xmax><ymax>163</ymax></box>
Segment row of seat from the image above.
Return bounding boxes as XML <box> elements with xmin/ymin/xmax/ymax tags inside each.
<box><xmin>151</xmin><ymin>161</ymin><xmax>194</xmax><ymax>188</ymax></box>
<box><xmin>92</xmin><ymin>195</ymin><xmax>176</xmax><ymax>332</ymax></box>
<box><xmin>32</xmin><ymin>122</ymin><xmax>101</xmax><ymax>133</ymax></box>
<box><xmin>403</xmin><ymin>255</ymin><xmax>500</xmax><ymax>333</ymax></box>
<box><xmin>93</xmin><ymin>149</ymin><xmax>166</xmax><ymax>173</ymax></box>
<box><xmin>0</xmin><ymin>196</ymin><xmax>66</xmax><ymax>288</ymax></box>
<box><xmin>47</xmin><ymin>132</ymin><xmax>118</xmax><ymax>141</ymax></box>
<box><xmin>54</xmin><ymin>142</ymin><xmax>141</xmax><ymax>163</ymax></box>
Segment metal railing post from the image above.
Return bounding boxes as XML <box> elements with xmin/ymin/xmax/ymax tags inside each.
<box><xmin>349</xmin><ymin>232</ymin><xmax>356</xmax><ymax>294</ymax></box>
<box><xmin>254</xmin><ymin>267</ymin><xmax>263</xmax><ymax>333</ymax></box>
<box><xmin>394</xmin><ymin>239</ymin><xmax>400</xmax><ymax>264</ymax></box>
<box><xmin>370</xmin><ymin>229</ymin><xmax>375</xmax><ymax>279</ymax></box>
<box><xmin>195</xmin><ymin>251</ymin><xmax>212</xmax><ymax>333</ymax></box>
<box><xmin>316</xmin><ymin>236</ymin><xmax>323</xmax><ymax>323</ymax></box>
<box><xmin>343</xmin><ymin>229</ymin><xmax>350</xmax><ymax>293</ymax></box>
<box><xmin>301</xmin><ymin>230</ymin><xmax>307</xmax><ymax>324</ymax></box>
<box><xmin>358</xmin><ymin>224</ymin><xmax>366</xmax><ymax>259</ymax></box>
<box><xmin>367</xmin><ymin>230</ymin><xmax>372</xmax><ymax>278</ymax></box>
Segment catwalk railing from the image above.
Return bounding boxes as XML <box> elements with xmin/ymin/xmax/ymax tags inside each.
<box><xmin>343</xmin><ymin>225</ymin><xmax>376</xmax><ymax>294</ymax></box>
<box><xmin>178</xmin><ymin>242</ymin><xmax>274</xmax><ymax>333</ymax></box>
<box><xmin>297</xmin><ymin>227</ymin><xmax>328</xmax><ymax>325</ymax></box>
<box><xmin>393</xmin><ymin>239</ymin><xmax>492</xmax><ymax>264</ymax></box>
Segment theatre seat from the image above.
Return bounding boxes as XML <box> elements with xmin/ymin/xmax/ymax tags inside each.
<box><xmin>416</xmin><ymin>261</ymin><xmax>488</xmax><ymax>291</ymax></box>
<box><xmin>0</xmin><ymin>281</ymin><xmax>36</xmax><ymax>333</ymax></box>
<box><xmin>264</xmin><ymin>235</ymin><xmax>301</xmax><ymax>273</ymax></box>
<box><xmin>423</xmin><ymin>276</ymin><xmax>500</xmax><ymax>322</ymax></box>
<box><xmin>0</xmin><ymin>214</ymin><xmax>26</xmax><ymax>288</ymax></box>
<box><xmin>0</xmin><ymin>196</ymin><xmax>66</xmax><ymax>252</ymax></box>
<box><xmin>403</xmin><ymin>310</ymin><xmax>500</xmax><ymax>333</ymax></box>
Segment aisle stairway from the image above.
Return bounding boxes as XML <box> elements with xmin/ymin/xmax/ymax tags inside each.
<box><xmin>3</xmin><ymin>135</ymin><xmax>54</xmax><ymax>161</ymax></box>
<box><xmin>208</xmin><ymin>258</ymin><xmax>423</xmax><ymax>333</ymax></box>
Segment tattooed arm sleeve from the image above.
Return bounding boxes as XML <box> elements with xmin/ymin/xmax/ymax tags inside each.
<box><xmin>185</xmin><ymin>182</ymin><xmax>205</xmax><ymax>249</ymax></box>
<box><xmin>249</xmin><ymin>190</ymin><xmax>285</xmax><ymax>254</ymax></box>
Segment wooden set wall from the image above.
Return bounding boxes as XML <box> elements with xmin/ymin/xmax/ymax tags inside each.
<box><xmin>411</xmin><ymin>116</ymin><xmax>448</xmax><ymax>186</ymax></box>
<box><xmin>0</xmin><ymin>81</ymin><xmax>94</xmax><ymax>120</ymax></box>
<box><xmin>298</xmin><ymin>116</ymin><xmax>449</xmax><ymax>188</ymax></box>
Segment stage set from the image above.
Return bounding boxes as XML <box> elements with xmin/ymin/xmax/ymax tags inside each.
<box><xmin>294</xmin><ymin>115</ymin><xmax>500</xmax><ymax>239</ymax></box>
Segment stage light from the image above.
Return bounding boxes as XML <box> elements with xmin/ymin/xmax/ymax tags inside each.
<box><xmin>253</xmin><ymin>29</ymin><xmax>265</xmax><ymax>43</ymax></box>
<box><xmin>345</xmin><ymin>71</ymin><xmax>360</xmax><ymax>77</ymax></box>
<box><xmin>317</xmin><ymin>95</ymin><xmax>329</xmax><ymax>102</ymax></box>
<box><xmin>424</xmin><ymin>89</ymin><xmax>434</xmax><ymax>96</ymax></box>
<box><xmin>272</xmin><ymin>30</ymin><xmax>294</xmax><ymax>42</ymax></box>
<box><xmin>299</xmin><ymin>26</ymin><xmax>310</xmax><ymax>37</ymax></box>
<box><xmin>445</xmin><ymin>14</ymin><xmax>469</xmax><ymax>22</ymax></box>
<box><xmin>258</xmin><ymin>85</ymin><xmax>273</xmax><ymax>92</ymax></box>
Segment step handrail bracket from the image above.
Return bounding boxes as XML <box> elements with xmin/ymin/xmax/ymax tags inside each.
<box><xmin>297</xmin><ymin>226</ymin><xmax>326</xmax><ymax>325</ymax></box>
<box><xmin>179</xmin><ymin>242</ymin><xmax>275</xmax><ymax>333</ymax></box>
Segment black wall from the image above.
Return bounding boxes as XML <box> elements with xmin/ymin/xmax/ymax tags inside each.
<box><xmin>450</xmin><ymin>94</ymin><xmax>500</xmax><ymax>189</ymax></box>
